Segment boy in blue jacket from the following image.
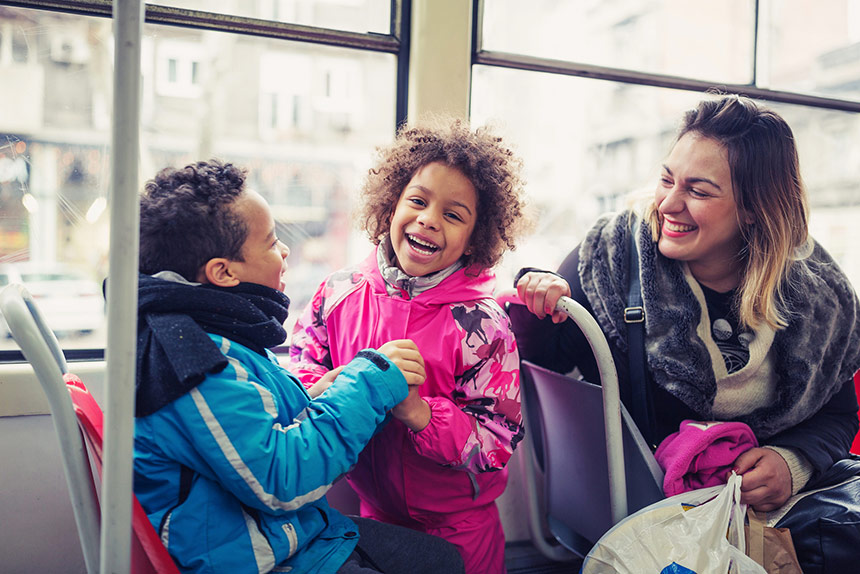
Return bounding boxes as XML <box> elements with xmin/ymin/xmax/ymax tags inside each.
<box><xmin>133</xmin><ymin>159</ymin><xmax>464</xmax><ymax>574</ymax></box>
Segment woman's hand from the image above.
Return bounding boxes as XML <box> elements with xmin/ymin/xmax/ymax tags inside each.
<box><xmin>307</xmin><ymin>366</ymin><xmax>344</xmax><ymax>398</ymax></box>
<box><xmin>516</xmin><ymin>271</ymin><xmax>572</xmax><ymax>323</ymax></box>
<box><xmin>733</xmin><ymin>447</ymin><xmax>793</xmax><ymax>511</ymax></box>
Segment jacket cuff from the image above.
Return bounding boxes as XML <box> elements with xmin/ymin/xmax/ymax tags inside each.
<box><xmin>349</xmin><ymin>349</ymin><xmax>408</xmax><ymax>408</ymax></box>
<box><xmin>764</xmin><ymin>445</ymin><xmax>814</xmax><ymax>495</ymax></box>
<box><xmin>408</xmin><ymin>397</ymin><xmax>469</xmax><ymax>466</ymax></box>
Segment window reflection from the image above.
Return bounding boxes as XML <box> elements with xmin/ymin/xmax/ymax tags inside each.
<box><xmin>472</xmin><ymin>66</ymin><xmax>860</xmax><ymax>291</ymax></box>
<box><xmin>471</xmin><ymin>67</ymin><xmax>702</xmax><ymax>287</ymax></box>
<box><xmin>0</xmin><ymin>5</ymin><xmax>396</xmax><ymax>350</ymax></box>
<box><xmin>761</xmin><ymin>0</ymin><xmax>860</xmax><ymax>101</ymax></box>
<box><xmin>481</xmin><ymin>0</ymin><xmax>755</xmax><ymax>83</ymax></box>
<box><xmin>771</xmin><ymin>103</ymin><xmax>860</xmax><ymax>285</ymax></box>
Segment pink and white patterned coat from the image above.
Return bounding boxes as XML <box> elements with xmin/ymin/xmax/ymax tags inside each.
<box><xmin>289</xmin><ymin>248</ymin><xmax>522</xmax><ymax>573</ymax></box>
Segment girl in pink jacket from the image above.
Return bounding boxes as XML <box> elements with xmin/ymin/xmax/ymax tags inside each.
<box><xmin>290</xmin><ymin>119</ymin><xmax>527</xmax><ymax>574</ymax></box>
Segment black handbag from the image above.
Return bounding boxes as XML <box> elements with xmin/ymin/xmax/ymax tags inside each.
<box><xmin>774</xmin><ymin>456</ymin><xmax>860</xmax><ymax>574</ymax></box>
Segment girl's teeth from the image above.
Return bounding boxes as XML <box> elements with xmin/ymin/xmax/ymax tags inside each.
<box><xmin>408</xmin><ymin>234</ymin><xmax>438</xmax><ymax>251</ymax></box>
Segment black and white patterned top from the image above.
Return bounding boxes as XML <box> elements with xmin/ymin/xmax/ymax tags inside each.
<box><xmin>700</xmin><ymin>284</ymin><xmax>751</xmax><ymax>374</ymax></box>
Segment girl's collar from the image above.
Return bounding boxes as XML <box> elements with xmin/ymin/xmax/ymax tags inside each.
<box><xmin>376</xmin><ymin>235</ymin><xmax>464</xmax><ymax>299</ymax></box>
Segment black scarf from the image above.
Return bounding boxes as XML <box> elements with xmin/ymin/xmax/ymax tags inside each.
<box><xmin>134</xmin><ymin>273</ymin><xmax>290</xmax><ymax>417</ymax></box>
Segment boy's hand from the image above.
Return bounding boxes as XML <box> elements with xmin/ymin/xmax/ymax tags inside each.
<box><xmin>307</xmin><ymin>366</ymin><xmax>344</xmax><ymax>398</ymax></box>
<box><xmin>377</xmin><ymin>339</ymin><xmax>426</xmax><ymax>386</ymax></box>
<box><xmin>516</xmin><ymin>271</ymin><xmax>571</xmax><ymax>323</ymax></box>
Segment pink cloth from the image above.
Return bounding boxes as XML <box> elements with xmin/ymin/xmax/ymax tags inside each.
<box><xmin>655</xmin><ymin>419</ymin><xmax>758</xmax><ymax>497</ymax></box>
<box><xmin>289</xmin><ymin>248</ymin><xmax>522</xmax><ymax>574</ymax></box>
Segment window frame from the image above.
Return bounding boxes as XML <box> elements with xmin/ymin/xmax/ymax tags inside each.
<box><xmin>0</xmin><ymin>0</ymin><xmax>412</xmax><ymax>359</ymax></box>
<box><xmin>471</xmin><ymin>0</ymin><xmax>860</xmax><ymax>114</ymax></box>
<box><xmin>4</xmin><ymin>0</ymin><xmax>411</xmax><ymax>121</ymax></box>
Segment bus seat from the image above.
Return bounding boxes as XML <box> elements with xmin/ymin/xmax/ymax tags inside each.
<box><xmin>0</xmin><ymin>283</ymin><xmax>179</xmax><ymax>574</ymax></box>
<box><xmin>519</xmin><ymin>361</ymin><xmax>664</xmax><ymax>557</ymax></box>
<box><xmin>65</xmin><ymin>373</ymin><xmax>180</xmax><ymax>574</ymax></box>
<box><xmin>502</xmin><ymin>293</ymin><xmax>663</xmax><ymax>560</ymax></box>
<box><xmin>852</xmin><ymin>370</ymin><xmax>860</xmax><ymax>455</ymax></box>
<box><xmin>497</xmin><ymin>290</ymin><xmax>579</xmax><ymax>562</ymax></box>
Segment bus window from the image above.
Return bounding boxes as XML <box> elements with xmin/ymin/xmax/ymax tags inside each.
<box><xmin>473</xmin><ymin>0</ymin><xmax>860</xmax><ymax>290</ymax></box>
<box><xmin>0</xmin><ymin>3</ymin><xmax>398</xmax><ymax>351</ymax></box>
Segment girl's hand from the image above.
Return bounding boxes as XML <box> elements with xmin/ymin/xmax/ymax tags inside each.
<box><xmin>307</xmin><ymin>366</ymin><xmax>344</xmax><ymax>398</ymax></box>
<box><xmin>377</xmin><ymin>339</ymin><xmax>426</xmax><ymax>386</ymax></box>
<box><xmin>516</xmin><ymin>271</ymin><xmax>572</xmax><ymax>323</ymax></box>
<box><xmin>733</xmin><ymin>447</ymin><xmax>793</xmax><ymax>511</ymax></box>
<box><xmin>391</xmin><ymin>386</ymin><xmax>431</xmax><ymax>432</ymax></box>
<box><xmin>378</xmin><ymin>339</ymin><xmax>430</xmax><ymax>431</ymax></box>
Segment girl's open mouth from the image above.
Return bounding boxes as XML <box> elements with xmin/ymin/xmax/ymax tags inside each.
<box><xmin>407</xmin><ymin>234</ymin><xmax>440</xmax><ymax>255</ymax></box>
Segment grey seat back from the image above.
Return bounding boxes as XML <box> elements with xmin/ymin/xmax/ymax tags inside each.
<box><xmin>520</xmin><ymin>360</ymin><xmax>664</xmax><ymax>556</ymax></box>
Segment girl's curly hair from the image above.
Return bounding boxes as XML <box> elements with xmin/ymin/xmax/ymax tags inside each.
<box><xmin>360</xmin><ymin>117</ymin><xmax>527</xmax><ymax>271</ymax></box>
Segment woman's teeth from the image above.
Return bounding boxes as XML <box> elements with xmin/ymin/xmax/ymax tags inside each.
<box><xmin>666</xmin><ymin>221</ymin><xmax>696</xmax><ymax>232</ymax></box>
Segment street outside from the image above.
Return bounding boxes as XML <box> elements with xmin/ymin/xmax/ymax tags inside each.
<box><xmin>0</xmin><ymin>318</ymin><xmax>107</xmax><ymax>351</ymax></box>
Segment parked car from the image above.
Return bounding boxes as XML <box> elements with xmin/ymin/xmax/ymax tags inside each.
<box><xmin>0</xmin><ymin>262</ymin><xmax>105</xmax><ymax>338</ymax></box>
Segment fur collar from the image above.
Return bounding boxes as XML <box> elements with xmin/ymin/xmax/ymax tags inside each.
<box><xmin>579</xmin><ymin>210</ymin><xmax>860</xmax><ymax>439</ymax></box>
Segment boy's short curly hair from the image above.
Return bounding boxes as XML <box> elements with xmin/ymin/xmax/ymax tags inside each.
<box><xmin>360</xmin><ymin>118</ymin><xmax>526</xmax><ymax>271</ymax></box>
<box><xmin>139</xmin><ymin>159</ymin><xmax>249</xmax><ymax>281</ymax></box>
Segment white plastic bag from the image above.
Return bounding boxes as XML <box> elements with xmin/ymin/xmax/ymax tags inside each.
<box><xmin>581</xmin><ymin>472</ymin><xmax>767</xmax><ymax>574</ymax></box>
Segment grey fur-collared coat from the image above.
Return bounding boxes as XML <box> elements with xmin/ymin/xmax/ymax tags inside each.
<box><xmin>511</xmin><ymin>210</ymin><xmax>860</xmax><ymax>485</ymax></box>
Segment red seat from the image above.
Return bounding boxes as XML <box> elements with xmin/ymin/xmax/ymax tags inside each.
<box><xmin>852</xmin><ymin>370</ymin><xmax>860</xmax><ymax>455</ymax></box>
<box><xmin>64</xmin><ymin>373</ymin><xmax>180</xmax><ymax>574</ymax></box>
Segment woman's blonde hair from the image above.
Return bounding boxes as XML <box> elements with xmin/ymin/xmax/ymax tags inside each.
<box><xmin>645</xmin><ymin>95</ymin><xmax>808</xmax><ymax>330</ymax></box>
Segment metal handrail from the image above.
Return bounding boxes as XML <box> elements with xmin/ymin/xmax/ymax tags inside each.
<box><xmin>99</xmin><ymin>1</ymin><xmax>143</xmax><ymax>572</ymax></box>
<box><xmin>553</xmin><ymin>296</ymin><xmax>628</xmax><ymax>525</ymax></box>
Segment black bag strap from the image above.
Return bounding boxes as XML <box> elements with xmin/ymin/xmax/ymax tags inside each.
<box><xmin>625</xmin><ymin>225</ymin><xmax>656</xmax><ymax>447</ymax></box>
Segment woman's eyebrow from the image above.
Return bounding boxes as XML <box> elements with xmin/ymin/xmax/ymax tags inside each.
<box><xmin>662</xmin><ymin>165</ymin><xmax>722</xmax><ymax>191</ymax></box>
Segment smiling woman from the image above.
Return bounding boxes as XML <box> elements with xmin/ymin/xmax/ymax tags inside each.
<box><xmin>654</xmin><ymin>134</ymin><xmax>747</xmax><ymax>293</ymax></box>
<box><xmin>644</xmin><ymin>97</ymin><xmax>809</xmax><ymax>330</ymax></box>
<box><xmin>511</xmin><ymin>94</ymin><xmax>860</xmax><ymax>574</ymax></box>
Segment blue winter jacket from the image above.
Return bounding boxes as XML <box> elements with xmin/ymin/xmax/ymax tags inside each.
<box><xmin>133</xmin><ymin>335</ymin><xmax>407</xmax><ymax>573</ymax></box>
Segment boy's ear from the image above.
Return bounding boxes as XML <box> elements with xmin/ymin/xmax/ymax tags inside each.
<box><xmin>200</xmin><ymin>258</ymin><xmax>240</xmax><ymax>287</ymax></box>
